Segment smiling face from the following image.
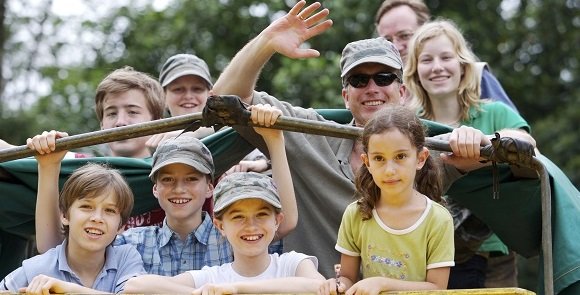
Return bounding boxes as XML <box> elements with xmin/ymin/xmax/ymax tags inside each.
<box><xmin>362</xmin><ymin>129</ymin><xmax>428</xmax><ymax>198</ymax></box>
<box><xmin>100</xmin><ymin>89</ymin><xmax>154</xmax><ymax>158</ymax></box>
<box><xmin>417</xmin><ymin>35</ymin><xmax>463</xmax><ymax>101</ymax></box>
<box><xmin>164</xmin><ymin>75</ymin><xmax>211</xmax><ymax>116</ymax></box>
<box><xmin>214</xmin><ymin>198</ymin><xmax>283</xmax><ymax>259</ymax></box>
<box><xmin>153</xmin><ymin>163</ymin><xmax>213</xmax><ymax>226</ymax></box>
<box><xmin>62</xmin><ymin>191</ymin><xmax>122</xmax><ymax>256</ymax></box>
<box><xmin>342</xmin><ymin>63</ymin><xmax>406</xmax><ymax>127</ymax></box>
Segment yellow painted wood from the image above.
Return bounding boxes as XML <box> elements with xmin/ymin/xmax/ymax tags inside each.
<box><xmin>380</xmin><ymin>287</ymin><xmax>535</xmax><ymax>294</ymax></box>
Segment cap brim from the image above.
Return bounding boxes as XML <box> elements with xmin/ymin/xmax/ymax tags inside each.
<box><xmin>341</xmin><ymin>56</ymin><xmax>403</xmax><ymax>77</ymax></box>
<box><xmin>161</xmin><ymin>69</ymin><xmax>213</xmax><ymax>88</ymax></box>
<box><xmin>214</xmin><ymin>193</ymin><xmax>282</xmax><ymax>213</ymax></box>
<box><xmin>149</xmin><ymin>158</ymin><xmax>211</xmax><ymax>179</ymax></box>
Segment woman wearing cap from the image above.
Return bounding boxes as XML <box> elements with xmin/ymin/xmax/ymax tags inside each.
<box><xmin>148</xmin><ymin>54</ymin><xmax>271</xmax><ymax>177</ymax></box>
<box><xmin>145</xmin><ymin>54</ymin><xmax>215</xmax><ymax>147</ymax></box>
<box><xmin>404</xmin><ymin>19</ymin><xmax>536</xmax><ymax>288</ymax></box>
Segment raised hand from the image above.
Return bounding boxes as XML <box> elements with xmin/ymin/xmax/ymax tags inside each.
<box><xmin>260</xmin><ymin>0</ymin><xmax>333</xmax><ymax>59</ymax></box>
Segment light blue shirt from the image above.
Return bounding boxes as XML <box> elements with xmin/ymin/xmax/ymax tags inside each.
<box><xmin>114</xmin><ymin>211</ymin><xmax>234</xmax><ymax>276</ymax></box>
<box><xmin>0</xmin><ymin>240</ymin><xmax>145</xmax><ymax>293</ymax></box>
<box><xmin>114</xmin><ymin>211</ymin><xmax>283</xmax><ymax>276</ymax></box>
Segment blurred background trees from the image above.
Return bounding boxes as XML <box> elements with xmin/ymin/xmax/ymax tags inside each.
<box><xmin>1</xmin><ymin>0</ymin><xmax>577</xmax><ymax>184</ymax></box>
<box><xmin>1</xmin><ymin>1</ymin><xmax>578</xmax><ymax>185</ymax></box>
<box><xmin>0</xmin><ymin>0</ymin><xmax>578</xmax><ymax>289</ymax></box>
<box><xmin>2</xmin><ymin>0</ymin><xmax>577</xmax><ymax>188</ymax></box>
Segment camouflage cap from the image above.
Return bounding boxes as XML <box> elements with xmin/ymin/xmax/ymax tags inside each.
<box><xmin>149</xmin><ymin>136</ymin><xmax>214</xmax><ymax>180</ymax></box>
<box><xmin>213</xmin><ymin>172</ymin><xmax>281</xmax><ymax>213</ymax></box>
<box><xmin>159</xmin><ymin>54</ymin><xmax>213</xmax><ymax>88</ymax></box>
<box><xmin>340</xmin><ymin>37</ymin><xmax>404</xmax><ymax>77</ymax></box>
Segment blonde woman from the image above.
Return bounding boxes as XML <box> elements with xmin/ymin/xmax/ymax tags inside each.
<box><xmin>404</xmin><ymin>19</ymin><xmax>535</xmax><ymax>289</ymax></box>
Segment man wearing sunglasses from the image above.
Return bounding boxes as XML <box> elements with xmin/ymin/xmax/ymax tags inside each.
<box><xmin>212</xmin><ymin>1</ymin><xmax>491</xmax><ymax>278</ymax></box>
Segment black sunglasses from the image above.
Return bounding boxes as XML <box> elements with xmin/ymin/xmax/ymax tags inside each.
<box><xmin>345</xmin><ymin>72</ymin><xmax>401</xmax><ymax>88</ymax></box>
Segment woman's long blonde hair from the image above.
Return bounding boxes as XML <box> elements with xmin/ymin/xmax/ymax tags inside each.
<box><xmin>404</xmin><ymin>19</ymin><xmax>481</xmax><ymax>122</ymax></box>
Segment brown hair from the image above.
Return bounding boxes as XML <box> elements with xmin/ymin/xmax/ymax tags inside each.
<box><xmin>59</xmin><ymin>163</ymin><xmax>134</xmax><ymax>236</ymax></box>
<box><xmin>355</xmin><ymin>105</ymin><xmax>442</xmax><ymax>220</ymax></box>
<box><xmin>375</xmin><ymin>0</ymin><xmax>431</xmax><ymax>26</ymax></box>
<box><xmin>94</xmin><ymin>66</ymin><xmax>165</xmax><ymax>122</ymax></box>
<box><xmin>404</xmin><ymin>19</ymin><xmax>481</xmax><ymax>122</ymax></box>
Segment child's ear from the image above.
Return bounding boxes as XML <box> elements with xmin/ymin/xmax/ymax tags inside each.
<box><xmin>275</xmin><ymin>213</ymin><xmax>284</xmax><ymax>231</ymax></box>
<box><xmin>205</xmin><ymin>182</ymin><xmax>214</xmax><ymax>200</ymax></box>
<box><xmin>361</xmin><ymin>153</ymin><xmax>370</xmax><ymax>168</ymax></box>
<box><xmin>152</xmin><ymin>184</ymin><xmax>160</xmax><ymax>199</ymax></box>
<box><xmin>60</xmin><ymin>212</ymin><xmax>69</xmax><ymax>227</ymax></box>
<box><xmin>213</xmin><ymin>218</ymin><xmax>226</xmax><ymax>236</ymax></box>
<box><xmin>416</xmin><ymin>147</ymin><xmax>429</xmax><ymax>170</ymax></box>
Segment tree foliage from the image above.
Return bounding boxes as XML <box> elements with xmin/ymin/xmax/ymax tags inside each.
<box><xmin>1</xmin><ymin>0</ymin><xmax>578</xmax><ymax>187</ymax></box>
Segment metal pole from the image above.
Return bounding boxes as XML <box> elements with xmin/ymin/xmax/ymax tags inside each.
<box><xmin>0</xmin><ymin>113</ymin><xmax>203</xmax><ymax>163</ymax></box>
<box><xmin>533</xmin><ymin>159</ymin><xmax>554</xmax><ymax>295</ymax></box>
<box><xmin>0</xmin><ymin>110</ymin><xmax>554</xmax><ymax>293</ymax></box>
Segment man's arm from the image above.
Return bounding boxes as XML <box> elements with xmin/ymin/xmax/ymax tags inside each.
<box><xmin>27</xmin><ymin>131</ymin><xmax>69</xmax><ymax>253</ymax></box>
<box><xmin>212</xmin><ymin>0</ymin><xmax>332</xmax><ymax>104</ymax></box>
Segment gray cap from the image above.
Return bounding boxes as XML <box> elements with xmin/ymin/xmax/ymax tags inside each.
<box><xmin>159</xmin><ymin>54</ymin><xmax>213</xmax><ymax>88</ymax></box>
<box><xmin>340</xmin><ymin>37</ymin><xmax>404</xmax><ymax>77</ymax></box>
<box><xmin>149</xmin><ymin>136</ymin><xmax>214</xmax><ymax>179</ymax></box>
<box><xmin>213</xmin><ymin>172</ymin><xmax>281</xmax><ymax>213</ymax></box>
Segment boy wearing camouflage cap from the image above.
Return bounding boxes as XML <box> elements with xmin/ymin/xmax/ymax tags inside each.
<box><xmin>30</xmin><ymin>106</ymin><xmax>296</xmax><ymax>278</ymax></box>
<box><xmin>125</xmin><ymin>105</ymin><xmax>324</xmax><ymax>294</ymax></box>
<box><xmin>125</xmin><ymin>111</ymin><xmax>325</xmax><ymax>293</ymax></box>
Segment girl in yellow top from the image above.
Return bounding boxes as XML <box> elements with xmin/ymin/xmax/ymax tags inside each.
<box><xmin>320</xmin><ymin>105</ymin><xmax>454</xmax><ymax>295</ymax></box>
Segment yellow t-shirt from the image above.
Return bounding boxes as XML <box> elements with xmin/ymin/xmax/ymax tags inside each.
<box><xmin>336</xmin><ymin>197</ymin><xmax>455</xmax><ymax>281</ymax></box>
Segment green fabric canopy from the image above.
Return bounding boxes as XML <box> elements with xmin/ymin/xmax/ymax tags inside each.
<box><xmin>0</xmin><ymin>109</ymin><xmax>578</xmax><ymax>294</ymax></box>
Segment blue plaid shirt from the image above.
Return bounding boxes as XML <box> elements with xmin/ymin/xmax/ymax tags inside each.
<box><xmin>114</xmin><ymin>212</ymin><xmax>233</xmax><ymax>276</ymax></box>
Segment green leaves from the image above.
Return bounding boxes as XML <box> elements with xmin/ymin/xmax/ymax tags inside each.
<box><xmin>1</xmin><ymin>0</ymin><xmax>578</xmax><ymax>187</ymax></box>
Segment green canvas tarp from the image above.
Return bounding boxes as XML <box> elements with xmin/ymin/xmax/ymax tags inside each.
<box><xmin>0</xmin><ymin>109</ymin><xmax>578</xmax><ymax>294</ymax></box>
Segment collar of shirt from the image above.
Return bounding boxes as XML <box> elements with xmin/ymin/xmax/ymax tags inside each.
<box><xmin>158</xmin><ymin>211</ymin><xmax>214</xmax><ymax>247</ymax></box>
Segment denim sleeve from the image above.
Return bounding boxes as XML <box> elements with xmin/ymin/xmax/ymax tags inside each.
<box><xmin>480</xmin><ymin>69</ymin><xmax>519</xmax><ymax>112</ymax></box>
